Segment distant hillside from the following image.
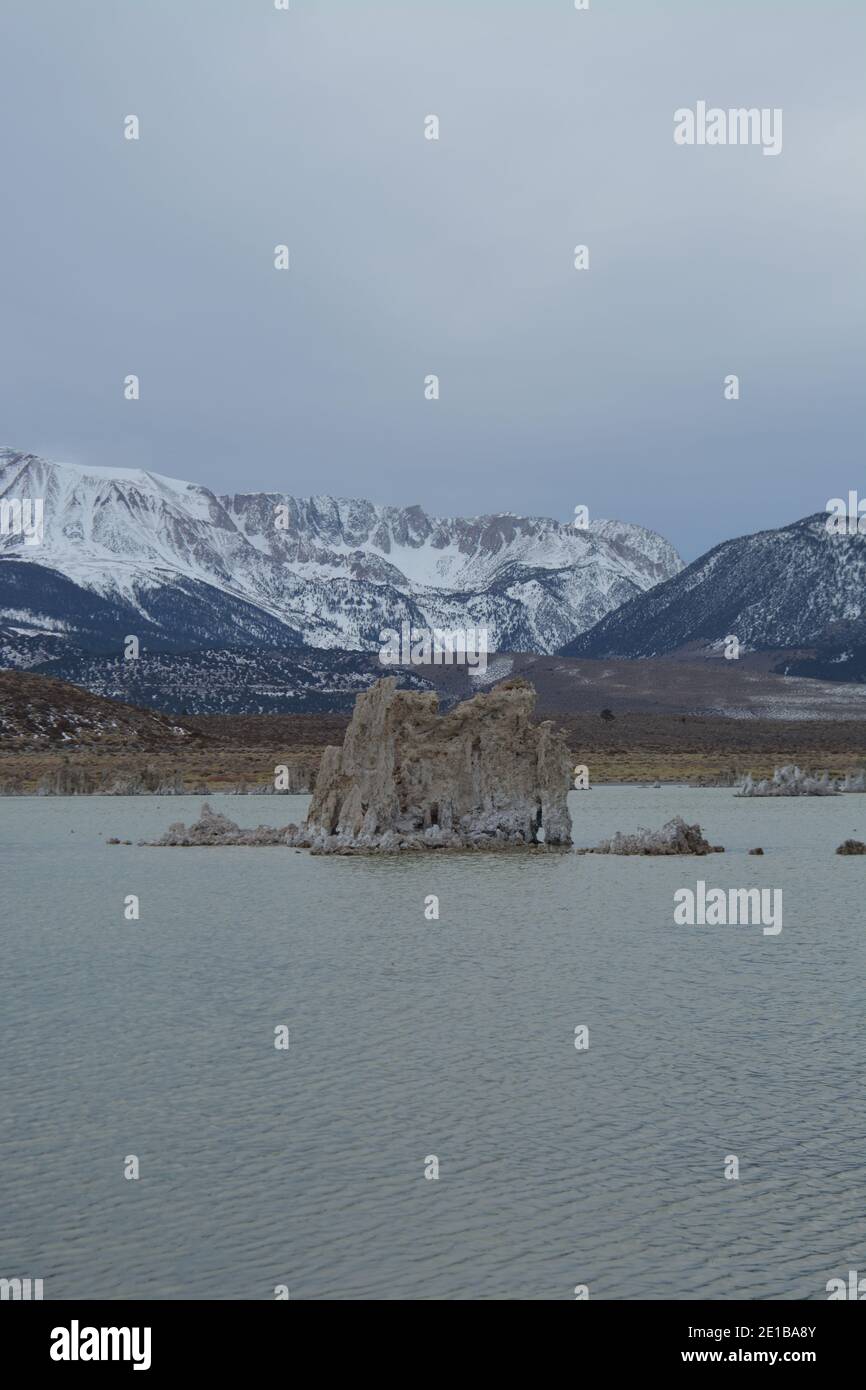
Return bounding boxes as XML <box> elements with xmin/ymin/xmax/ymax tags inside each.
<box><xmin>0</xmin><ymin>670</ymin><xmax>204</xmax><ymax>750</ymax></box>
<box><xmin>559</xmin><ymin>514</ymin><xmax>866</xmax><ymax>675</ymax></box>
<box><xmin>4</xmin><ymin>646</ymin><xmax>864</xmax><ymax>722</ymax></box>
<box><xmin>24</xmin><ymin>644</ymin><xmax>437</xmax><ymax>715</ymax></box>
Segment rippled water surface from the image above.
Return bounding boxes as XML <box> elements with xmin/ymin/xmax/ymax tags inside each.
<box><xmin>2</xmin><ymin>788</ymin><xmax>865</xmax><ymax>1300</ymax></box>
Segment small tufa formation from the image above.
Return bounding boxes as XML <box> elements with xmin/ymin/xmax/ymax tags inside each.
<box><xmin>145</xmin><ymin>803</ymin><xmax>294</xmax><ymax>846</ymax></box>
<box><xmin>576</xmin><ymin>815</ymin><xmax>723</xmax><ymax>856</ymax></box>
<box><xmin>301</xmin><ymin>676</ymin><xmax>573</xmax><ymax>852</ymax></box>
<box><xmin>36</xmin><ymin>764</ymin><xmax>192</xmax><ymax>796</ymax></box>
<box><xmin>20</xmin><ymin>763</ymin><xmax>316</xmax><ymax>798</ymax></box>
<box><xmin>708</xmin><ymin>769</ymin><xmax>743</xmax><ymax>788</ymax></box>
<box><xmin>36</xmin><ymin>764</ymin><xmax>97</xmax><ymax>795</ymax></box>
<box><xmin>736</xmin><ymin>765</ymin><xmax>838</xmax><ymax>797</ymax></box>
<box><xmin>99</xmin><ymin>770</ymin><xmax>189</xmax><ymax>795</ymax></box>
<box><xmin>836</xmin><ymin>839</ymin><xmax>866</xmax><ymax>855</ymax></box>
<box><xmin>748</xmin><ymin>847</ymin><xmax>764</xmax><ymax>855</ymax></box>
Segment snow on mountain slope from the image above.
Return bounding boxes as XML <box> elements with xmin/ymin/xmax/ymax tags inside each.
<box><xmin>560</xmin><ymin>514</ymin><xmax>866</xmax><ymax>661</ymax></box>
<box><xmin>0</xmin><ymin>447</ymin><xmax>682</xmax><ymax>655</ymax></box>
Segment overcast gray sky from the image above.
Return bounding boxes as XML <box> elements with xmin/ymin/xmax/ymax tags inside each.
<box><xmin>1</xmin><ymin>0</ymin><xmax>863</xmax><ymax>559</ymax></box>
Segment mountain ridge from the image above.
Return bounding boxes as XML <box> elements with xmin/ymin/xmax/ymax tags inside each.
<box><xmin>0</xmin><ymin>446</ymin><xmax>682</xmax><ymax>656</ymax></box>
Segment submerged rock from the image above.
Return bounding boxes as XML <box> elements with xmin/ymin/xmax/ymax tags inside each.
<box><xmin>836</xmin><ymin>839</ymin><xmax>866</xmax><ymax>855</ymax></box>
<box><xmin>576</xmin><ymin>815</ymin><xmax>723</xmax><ymax>856</ymax></box>
<box><xmin>736</xmin><ymin>765</ymin><xmax>839</xmax><ymax>797</ymax></box>
<box><xmin>302</xmin><ymin>675</ymin><xmax>573</xmax><ymax>853</ymax></box>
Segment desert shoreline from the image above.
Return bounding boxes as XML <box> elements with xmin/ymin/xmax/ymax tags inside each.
<box><xmin>3</xmin><ymin>708</ymin><xmax>866</xmax><ymax>794</ymax></box>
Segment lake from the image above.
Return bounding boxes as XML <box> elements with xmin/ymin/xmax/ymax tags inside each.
<box><xmin>1</xmin><ymin>787</ymin><xmax>864</xmax><ymax>1300</ymax></box>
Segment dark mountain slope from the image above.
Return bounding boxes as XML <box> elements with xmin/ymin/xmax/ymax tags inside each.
<box><xmin>559</xmin><ymin>515</ymin><xmax>866</xmax><ymax>662</ymax></box>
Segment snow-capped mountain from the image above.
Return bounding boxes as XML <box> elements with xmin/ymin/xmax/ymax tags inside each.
<box><xmin>0</xmin><ymin>447</ymin><xmax>682</xmax><ymax>656</ymax></box>
<box><xmin>559</xmin><ymin>513</ymin><xmax>866</xmax><ymax>671</ymax></box>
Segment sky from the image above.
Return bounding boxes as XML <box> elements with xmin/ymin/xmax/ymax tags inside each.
<box><xmin>0</xmin><ymin>0</ymin><xmax>863</xmax><ymax>561</ymax></box>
